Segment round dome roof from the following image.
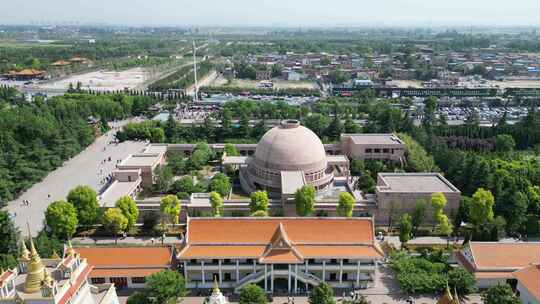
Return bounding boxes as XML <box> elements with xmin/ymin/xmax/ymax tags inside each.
<box><xmin>253</xmin><ymin>120</ymin><xmax>327</xmax><ymax>172</ymax></box>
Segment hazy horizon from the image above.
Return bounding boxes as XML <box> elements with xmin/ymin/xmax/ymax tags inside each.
<box><xmin>2</xmin><ymin>0</ymin><xmax>540</xmax><ymax>27</ymax></box>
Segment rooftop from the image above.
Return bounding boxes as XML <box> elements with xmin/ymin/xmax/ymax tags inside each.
<box><xmin>467</xmin><ymin>242</ymin><xmax>540</xmax><ymax>270</ymax></box>
<box><xmin>342</xmin><ymin>133</ymin><xmax>404</xmax><ymax>145</ymax></box>
<box><xmin>377</xmin><ymin>173</ymin><xmax>460</xmax><ymax>193</ymax></box>
<box><xmin>98</xmin><ymin>178</ymin><xmax>141</xmax><ymax>208</ymax></box>
<box><xmin>179</xmin><ymin>217</ymin><xmax>383</xmax><ymax>261</ymax></box>
<box><xmin>76</xmin><ymin>246</ymin><xmax>173</xmax><ymax>278</ymax></box>
<box><xmin>514</xmin><ymin>264</ymin><xmax>540</xmax><ymax>302</ymax></box>
<box><xmin>118</xmin><ymin>153</ymin><xmax>162</xmax><ymax>168</ymax></box>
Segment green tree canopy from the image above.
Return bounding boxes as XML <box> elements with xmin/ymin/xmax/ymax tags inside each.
<box><xmin>470</xmin><ymin>188</ymin><xmax>495</xmax><ymax>226</ymax></box>
<box><xmin>0</xmin><ymin>211</ymin><xmax>19</xmax><ymax>256</ymax></box>
<box><xmin>160</xmin><ymin>195</ymin><xmax>181</xmax><ymax>225</ymax></box>
<box><xmin>447</xmin><ymin>267</ymin><xmax>477</xmax><ymax>295</ymax></box>
<box><xmin>239</xmin><ymin>283</ymin><xmax>267</xmax><ymax>304</ymax></box>
<box><xmin>67</xmin><ymin>185</ymin><xmax>99</xmax><ymax>227</ymax></box>
<box><xmin>115</xmin><ymin>196</ymin><xmax>139</xmax><ymax>230</ymax></box>
<box><xmin>398</xmin><ymin>214</ymin><xmax>413</xmax><ymax>244</ymax></box>
<box><xmin>411</xmin><ymin>199</ymin><xmax>426</xmax><ymax>235</ymax></box>
<box><xmin>295</xmin><ymin>185</ymin><xmax>316</xmax><ymax>216</ymax></box>
<box><xmin>209</xmin><ymin>191</ymin><xmax>224</xmax><ymax>217</ymax></box>
<box><xmin>337</xmin><ymin>192</ymin><xmax>355</xmax><ymax>217</ymax></box>
<box><xmin>45</xmin><ymin>200</ymin><xmax>78</xmax><ymax>239</ymax></box>
<box><xmin>250</xmin><ymin>190</ymin><xmax>269</xmax><ymax>214</ymax></box>
<box><xmin>209</xmin><ymin>173</ymin><xmax>231</xmax><ymax>197</ymax></box>
<box><xmin>251</xmin><ymin>210</ymin><xmax>268</xmax><ymax>217</ymax></box>
<box><xmin>495</xmin><ymin>134</ymin><xmax>516</xmax><ymax>152</ymax></box>
<box><xmin>482</xmin><ymin>284</ymin><xmax>520</xmax><ymax>304</ymax></box>
<box><xmin>146</xmin><ymin>270</ymin><xmax>187</xmax><ymax>304</ymax></box>
<box><xmin>126</xmin><ymin>291</ymin><xmax>150</xmax><ymax>304</ymax></box>
<box><xmin>308</xmin><ymin>282</ymin><xmax>335</xmax><ymax>304</ymax></box>
<box><xmin>102</xmin><ymin>208</ymin><xmax>128</xmax><ymax>237</ymax></box>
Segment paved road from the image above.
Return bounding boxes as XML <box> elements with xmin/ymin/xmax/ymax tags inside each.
<box><xmin>4</xmin><ymin>121</ymin><xmax>146</xmax><ymax>236</ymax></box>
<box><xmin>72</xmin><ymin>236</ymin><xmax>180</xmax><ymax>245</ymax></box>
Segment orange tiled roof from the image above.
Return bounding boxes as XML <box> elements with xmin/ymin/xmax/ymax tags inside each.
<box><xmin>514</xmin><ymin>265</ymin><xmax>540</xmax><ymax>301</ymax></box>
<box><xmin>179</xmin><ymin>218</ymin><xmax>382</xmax><ymax>262</ymax></box>
<box><xmin>0</xmin><ymin>270</ymin><xmax>14</xmax><ymax>287</ymax></box>
<box><xmin>7</xmin><ymin>69</ymin><xmax>43</xmax><ymax>76</ymax></box>
<box><xmin>468</xmin><ymin>242</ymin><xmax>540</xmax><ymax>270</ymax></box>
<box><xmin>186</xmin><ymin>218</ymin><xmax>375</xmax><ymax>245</ymax></box>
<box><xmin>90</xmin><ymin>268</ymin><xmax>165</xmax><ymax>278</ymax></box>
<box><xmin>76</xmin><ymin>246</ymin><xmax>173</xmax><ymax>267</ymax></box>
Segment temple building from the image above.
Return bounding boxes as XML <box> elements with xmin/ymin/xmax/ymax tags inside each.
<box><xmin>0</xmin><ymin>236</ymin><xmax>119</xmax><ymax>304</ymax></box>
<box><xmin>177</xmin><ymin>217</ymin><xmax>384</xmax><ymax>293</ymax></box>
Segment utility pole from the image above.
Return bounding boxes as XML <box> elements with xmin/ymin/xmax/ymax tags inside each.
<box><xmin>193</xmin><ymin>40</ymin><xmax>198</xmax><ymax>101</ymax></box>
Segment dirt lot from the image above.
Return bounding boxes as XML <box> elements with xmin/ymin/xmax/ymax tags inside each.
<box><xmin>486</xmin><ymin>79</ymin><xmax>540</xmax><ymax>88</ymax></box>
<box><xmin>209</xmin><ymin>76</ymin><xmax>319</xmax><ymax>90</ymax></box>
<box><xmin>37</xmin><ymin>67</ymin><xmax>147</xmax><ymax>91</ymax></box>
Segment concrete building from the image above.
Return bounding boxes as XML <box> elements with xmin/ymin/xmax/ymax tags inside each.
<box><xmin>77</xmin><ymin>247</ymin><xmax>174</xmax><ymax>290</ymax></box>
<box><xmin>116</xmin><ymin>150</ymin><xmax>165</xmax><ymax>188</ymax></box>
<box><xmin>375</xmin><ymin>173</ymin><xmax>461</xmax><ymax>224</ymax></box>
<box><xmin>340</xmin><ymin>134</ymin><xmax>405</xmax><ymax>162</ymax></box>
<box><xmin>514</xmin><ymin>265</ymin><xmax>540</xmax><ymax>304</ymax></box>
<box><xmin>0</xmin><ymin>240</ymin><xmax>119</xmax><ymax>304</ymax></box>
<box><xmin>177</xmin><ymin>217</ymin><xmax>384</xmax><ymax>293</ymax></box>
<box><xmin>234</xmin><ymin>120</ymin><xmax>350</xmax><ymax>198</ymax></box>
<box><xmin>456</xmin><ymin>242</ymin><xmax>540</xmax><ymax>289</ymax></box>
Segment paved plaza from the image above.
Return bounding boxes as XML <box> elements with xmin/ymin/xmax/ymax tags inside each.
<box><xmin>3</xmin><ymin>121</ymin><xmax>146</xmax><ymax>235</ymax></box>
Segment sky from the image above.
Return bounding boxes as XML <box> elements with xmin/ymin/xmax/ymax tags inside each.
<box><xmin>2</xmin><ymin>0</ymin><xmax>540</xmax><ymax>27</ymax></box>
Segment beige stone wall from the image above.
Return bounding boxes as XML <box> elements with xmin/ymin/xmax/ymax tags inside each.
<box><xmin>375</xmin><ymin>191</ymin><xmax>460</xmax><ymax>225</ymax></box>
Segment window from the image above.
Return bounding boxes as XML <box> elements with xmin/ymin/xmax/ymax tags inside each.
<box><xmin>365</xmin><ymin>148</ymin><xmax>373</xmax><ymax>153</ymax></box>
<box><xmin>374</xmin><ymin>148</ymin><xmax>381</xmax><ymax>153</ymax></box>
<box><xmin>330</xmin><ymin>259</ymin><xmax>337</xmax><ymax>264</ymax></box>
<box><xmin>224</xmin><ymin>259</ymin><xmax>231</xmax><ymax>264</ymax></box>
<box><xmin>224</xmin><ymin>273</ymin><xmax>231</xmax><ymax>281</ymax></box>
<box><xmin>246</xmin><ymin>259</ymin><xmax>253</xmax><ymax>264</ymax></box>
<box><xmin>91</xmin><ymin>278</ymin><xmax>106</xmax><ymax>284</ymax></box>
<box><xmin>382</xmin><ymin>148</ymin><xmax>389</xmax><ymax>153</ymax></box>
<box><xmin>329</xmin><ymin>273</ymin><xmax>337</xmax><ymax>281</ymax></box>
<box><xmin>128</xmin><ymin>175</ymin><xmax>132</xmax><ymax>182</ymax></box>
<box><xmin>342</xmin><ymin>273</ymin><xmax>348</xmax><ymax>281</ymax></box>
<box><xmin>131</xmin><ymin>277</ymin><xmax>145</xmax><ymax>284</ymax></box>
<box><xmin>190</xmin><ymin>259</ymin><xmax>197</xmax><ymax>264</ymax></box>
<box><xmin>343</xmin><ymin>259</ymin><xmax>349</xmax><ymax>264</ymax></box>
<box><xmin>212</xmin><ymin>259</ymin><xmax>218</xmax><ymax>264</ymax></box>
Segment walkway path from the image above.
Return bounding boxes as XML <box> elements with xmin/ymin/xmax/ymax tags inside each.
<box><xmin>4</xmin><ymin>120</ymin><xmax>146</xmax><ymax>236</ymax></box>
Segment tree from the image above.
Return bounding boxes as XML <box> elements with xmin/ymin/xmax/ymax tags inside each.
<box><xmin>0</xmin><ymin>211</ymin><xmax>19</xmax><ymax>256</ymax></box>
<box><xmin>295</xmin><ymin>185</ymin><xmax>316</xmax><ymax>216</ymax></box>
<box><xmin>448</xmin><ymin>267</ymin><xmax>477</xmax><ymax>295</ymax></box>
<box><xmin>102</xmin><ymin>208</ymin><xmax>128</xmax><ymax>238</ymax></box>
<box><xmin>239</xmin><ymin>284</ymin><xmax>267</xmax><ymax>304</ymax></box>
<box><xmin>150</xmin><ymin>127</ymin><xmax>165</xmax><ymax>143</ymax></box>
<box><xmin>153</xmin><ymin>165</ymin><xmax>173</xmax><ymax>193</ymax></box>
<box><xmin>0</xmin><ymin>254</ymin><xmax>17</xmax><ymax>270</ymax></box>
<box><xmin>223</xmin><ymin>143</ymin><xmax>240</xmax><ymax>156</ymax></box>
<box><xmin>160</xmin><ymin>195</ymin><xmax>181</xmax><ymax>226</ymax></box>
<box><xmin>304</xmin><ymin>114</ymin><xmax>330</xmax><ymax>138</ymax></box>
<box><xmin>482</xmin><ymin>284</ymin><xmax>520</xmax><ymax>304</ymax></box>
<box><xmin>337</xmin><ymin>192</ymin><xmax>355</xmax><ymax>217</ymax></box>
<box><xmin>45</xmin><ymin>200</ymin><xmax>78</xmax><ymax>239</ymax></box>
<box><xmin>469</xmin><ymin>188</ymin><xmax>495</xmax><ymax>226</ymax></box>
<box><xmin>209</xmin><ymin>173</ymin><xmax>231</xmax><ymax>197</ymax></box>
<box><xmin>251</xmin><ymin>210</ymin><xmax>268</xmax><ymax>217</ymax></box>
<box><xmin>126</xmin><ymin>292</ymin><xmax>150</xmax><ymax>304</ymax></box>
<box><xmin>146</xmin><ymin>270</ymin><xmax>187</xmax><ymax>304</ymax></box>
<box><xmin>431</xmin><ymin>192</ymin><xmax>447</xmax><ymax>216</ymax></box>
<box><xmin>115</xmin><ymin>196</ymin><xmax>139</xmax><ymax>230</ymax></box>
<box><xmin>411</xmin><ymin>199</ymin><xmax>426</xmax><ymax>235</ymax></box>
<box><xmin>164</xmin><ymin>111</ymin><xmax>176</xmax><ymax>141</ymax></box>
<box><xmin>495</xmin><ymin>134</ymin><xmax>516</xmax><ymax>152</ymax></box>
<box><xmin>250</xmin><ymin>190</ymin><xmax>269</xmax><ymax>214</ymax></box>
<box><xmin>309</xmin><ymin>282</ymin><xmax>335</xmax><ymax>304</ymax></box>
<box><xmin>171</xmin><ymin>176</ymin><xmax>196</xmax><ymax>194</ymax></box>
<box><xmin>67</xmin><ymin>185</ymin><xmax>99</xmax><ymax>227</ymax></box>
<box><xmin>398</xmin><ymin>214</ymin><xmax>413</xmax><ymax>244</ymax></box>
<box><xmin>209</xmin><ymin>191</ymin><xmax>224</xmax><ymax>217</ymax></box>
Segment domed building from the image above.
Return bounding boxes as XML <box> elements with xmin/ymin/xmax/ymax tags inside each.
<box><xmin>238</xmin><ymin>120</ymin><xmax>345</xmax><ymax>198</ymax></box>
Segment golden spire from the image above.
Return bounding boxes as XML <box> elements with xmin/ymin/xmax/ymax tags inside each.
<box><xmin>20</xmin><ymin>241</ymin><xmax>30</xmax><ymax>262</ymax></box>
<box><xmin>212</xmin><ymin>277</ymin><xmax>220</xmax><ymax>296</ymax></box>
<box><xmin>437</xmin><ymin>285</ymin><xmax>455</xmax><ymax>304</ymax></box>
<box><xmin>24</xmin><ymin>222</ymin><xmax>45</xmax><ymax>293</ymax></box>
<box><xmin>65</xmin><ymin>240</ymin><xmax>76</xmax><ymax>257</ymax></box>
<box><xmin>50</xmin><ymin>250</ymin><xmax>60</xmax><ymax>260</ymax></box>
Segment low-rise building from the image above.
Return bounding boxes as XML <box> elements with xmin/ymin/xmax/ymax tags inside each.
<box><xmin>340</xmin><ymin>134</ymin><xmax>405</xmax><ymax>162</ymax></box>
<box><xmin>375</xmin><ymin>173</ymin><xmax>461</xmax><ymax>224</ymax></box>
<box><xmin>76</xmin><ymin>246</ymin><xmax>175</xmax><ymax>290</ymax></box>
<box><xmin>456</xmin><ymin>242</ymin><xmax>540</xmax><ymax>289</ymax></box>
<box><xmin>177</xmin><ymin>217</ymin><xmax>384</xmax><ymax>293</ymax></box>
<box><xmin>514</xmin><ymin>264</ymin><xmax>540</xmax><ymax>304</ymax></box>
<box><xmin>115</xmin><ymin>145</ymin><xmax>166</xmax><ymax>188</ymax></box>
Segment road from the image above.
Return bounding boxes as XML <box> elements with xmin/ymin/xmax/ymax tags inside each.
<box><xmin>3</xmin><ymin>121</ymin><xmax>146</xmax><ymax>236</ymax></box>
